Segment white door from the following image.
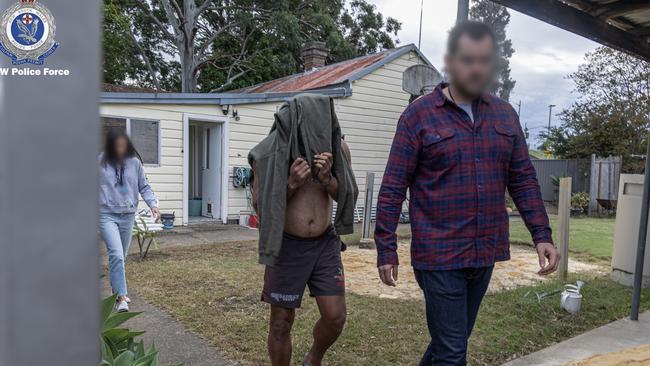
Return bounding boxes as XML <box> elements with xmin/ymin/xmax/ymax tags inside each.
<box><xmin>201</xmin><ymin>124</ymin><xmax>222</xmax><ymax>218</ymax></box>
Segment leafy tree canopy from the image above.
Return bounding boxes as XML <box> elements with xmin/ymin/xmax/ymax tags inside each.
<box><xmin>102</xmin><ymin>0</ymin><xmax>401</xmax><ymax>92</ymax></box>
<box><xmin>542</xmin><ymin>47</ymin><xmax>650</xmax><ymax>173</ymax></box>
<box><xmin>469</xmin><ymin>0</ymin><xmax>515</xmax><ymax>101</ymax></box>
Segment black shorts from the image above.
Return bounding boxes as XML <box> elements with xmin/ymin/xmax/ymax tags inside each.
<box><xmin>262</xmin><ymin>227</ymin><xmax>345</xmax><ymax>309</ymax></box>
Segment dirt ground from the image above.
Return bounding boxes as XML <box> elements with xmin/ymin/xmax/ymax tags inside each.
<box><xmin>342</xmin><ymin>242</ymin><xmax>604</xmax><ymax>300</ymax></box>
<box><xmin>566</xmin><ymin>344</ymin><xmax>650</xmax><ymax>366</ymax></box>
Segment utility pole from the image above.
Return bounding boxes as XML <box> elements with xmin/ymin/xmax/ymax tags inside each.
<box><xmin>418</xmin><ymin>0</ymin><xmax>424</xmax><ymax>49</ymax></box>
<box><xmin>457</xmin><ymin>0</ymin><xmax>469</xmax><ymax>23</ymax></box>
<box><xmin>517</xmin><ymin>100</ymin><xmax>522</xmax><ymax>116</ymax></box>
<box><xmin>547</xmin><ymin>104</ymin><xmax>556</xmax><ymax>131</ymax></box>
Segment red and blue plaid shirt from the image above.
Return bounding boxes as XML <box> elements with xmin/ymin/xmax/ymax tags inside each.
<box><xmin>375</xmin><ymin>83</ymin><xmax>552</xmax><ymax>270</ymax></box>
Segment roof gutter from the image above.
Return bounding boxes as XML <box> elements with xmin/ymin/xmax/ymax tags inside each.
<box><xmin>100</xmin><ymin>87</ymin><xmax>350</xmax><ymax>105</ymax></box>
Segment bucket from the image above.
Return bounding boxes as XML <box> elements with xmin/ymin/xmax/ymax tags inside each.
<box><xmin>160</xmin><ymin>213</ymin><xmax>175</xmax><ymax>229</ymax></box>
<box><xmin>188</xmin><ymin>198</ymin><xmax>202</xmax><ymax>217</ymax></box>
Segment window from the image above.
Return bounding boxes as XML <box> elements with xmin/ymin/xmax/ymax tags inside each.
<box><xmin>130</xmin><ymin>119</ymin><xmax>160</xmax><ymax>165</ymax></box>
<box><xmin>100</xmin><ymin>116</ymin><xmax>160</xmax><ymax>166</ymax></box>
<box><xmin>100</xmin><ymin>117</ymin><xmax>126</xmax><ymax>146</ymax></box>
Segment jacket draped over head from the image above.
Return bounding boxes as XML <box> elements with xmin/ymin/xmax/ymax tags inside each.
<box><xmin>248</xmin><ymin>94</ymin><xmax>359</xmax><ymax>265</ymax></box>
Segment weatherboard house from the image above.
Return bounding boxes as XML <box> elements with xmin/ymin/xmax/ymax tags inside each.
<box><xmin>100</xmin><ymin>43</ymin><xmax>438</xmax><ymax>226</ymax></box>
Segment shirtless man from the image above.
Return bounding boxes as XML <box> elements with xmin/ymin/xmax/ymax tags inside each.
<box><xmin>252</xmin><ymin>141</ymin><xmax>352</xmax><ymax>366</ymax></box>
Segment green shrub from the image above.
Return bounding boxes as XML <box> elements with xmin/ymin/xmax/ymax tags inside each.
<box><xmin>505</xmin><ymin>194</ymin><xmax>514</xmax><ymax>209</ymax></box>
<box><xmin>100</xmin><ymin>294</ymin><xmax>181</xmax><ymax>366</ymax></box>
<box><xmin>550</xmin><ymin>174</ymin><xmax>569</xmax><ymax>187</ymax></box>
<box><xmin>571</xmin><ymin>192</ymin><xmax>590</xmax><ymax>213</ymax></box>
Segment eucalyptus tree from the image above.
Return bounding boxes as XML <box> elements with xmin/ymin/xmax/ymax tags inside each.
<box><xmin>469</xmin><ymin>0</ymin><xmax>515</xmax><ymax>101</ymax></box>
<box><xmin>102</xmin><ymin>0</ymin><xmax>401</xmax><ymax>93</ymax></box>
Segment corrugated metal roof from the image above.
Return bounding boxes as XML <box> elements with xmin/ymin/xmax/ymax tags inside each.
<box><xmin>100</xmin><ymin>44</ymin><xmax>436</xmax><ymax>105</ymax></box>
<box><xmin>237</xmin><ymin>44</ymin><xmax>430</xmax><ymax>93</ymax></box>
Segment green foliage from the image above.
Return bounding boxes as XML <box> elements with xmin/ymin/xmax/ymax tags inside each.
<box><xmin>550</xmin><ymin>174</ymin><xmax>568</xmax><ymax>187</ymax></box>
<box><xmin>545</xmin><ymin>47</ymin><xmax>649</xmax><ymax>173</ymax></box>
<box><xmin>571</xmin><ymin>192</ymin><xmax>590</xmax><ymax>213</ymax></box>
<box><xmin>100</xmin><ymin>294</ymin><xmax>181</xmax><ymax>366</ymax></box>
<box><xmin>102</xmin><ymin>0</ymin><xmax>401</xmax><ymax>92</ymax></box>
<box><xmin>469</xmin><ymin>0</ymin><xmax>515</xmax><ymax>101</ymax></box>
<box><xmin>505</xmin><ymin>194</ymin><xmax>514</xmax><ymax>209</ymax></box>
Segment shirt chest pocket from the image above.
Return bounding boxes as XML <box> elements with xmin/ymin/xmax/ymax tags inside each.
<box><xmin>421</xmin><ymin>128</ymin><xmax>459</xmax><ymax>169</ymax></box>
<box><xmin>493</xmin><ymin>124</ymin><xmax>516</xmax><ymax>163</ymax></box>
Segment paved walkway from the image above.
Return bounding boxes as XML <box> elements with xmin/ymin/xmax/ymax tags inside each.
<box><xmin>503</xmin><ymin>310</ymin><xmax>650</xmax><ymax>366</ymax></box>
<box><xmin>128</xmin><ymin>225</ymin><xmax>259</xmax><ymax>256</ymax></box>
<box><xmin>101</xmin><ymin>225</ymin><xmax>264</xmax><ymax>365</ymax></box>
<box><xmin>101</xmin><ymin>279</ymin><xmax>234</xmax><ymax>366</ymax></box>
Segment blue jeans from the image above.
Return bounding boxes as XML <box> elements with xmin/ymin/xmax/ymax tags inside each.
<box><xmin>99</xmin><ymin>213</ymin><xmax>135</xmax><ymax>296</ymax></box>
<box><xmin>415</xmin><ymin>266</ymin><xmax>494</xmax><ymax>366</ymax></box>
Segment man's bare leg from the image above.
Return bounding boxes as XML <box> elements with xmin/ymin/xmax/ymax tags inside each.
<box><xmin>303</xmin><ymin>295</ymin><xmax>346</xmax><ymax>366</ymax></box>
<box><xmin>268</xmin><ymin>306</ymin><xmax>295</xmax><ymax>366</ymax></box>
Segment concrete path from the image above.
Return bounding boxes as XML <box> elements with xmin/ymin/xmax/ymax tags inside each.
<box><xmin>128</xmin><ymin>225</ymin><xmax>259</xmax><ymax>256</ymax></box>
<box><xmin>101</xmin><ymin>280</ymin><xmax>234</xmax><ymax>366</ymax></box>
<box><xmin>502</xmin><ymin>310</ymin><xmax>650</xmax><ymax>366</ymax></box>
<box><xmin>102</xmin><ymin>225</ymin><xmax>257</xmax><ymax>365</ymax></box>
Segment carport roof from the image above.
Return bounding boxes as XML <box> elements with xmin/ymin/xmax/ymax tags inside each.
<box><xmin>491</xmin><ymin>0</ymin><xmax>650</xmax><ymax>62</ymax></box>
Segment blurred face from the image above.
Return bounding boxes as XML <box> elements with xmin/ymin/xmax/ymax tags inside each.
<box><xmin>445</xmin><ymin>34</ymin><xmax>496</xmax><ymax>98</ymax></box>
<box><xmin>114</xmin><ymin>136</ymin><xmax>128</xmax><ymax>160</ymax></box>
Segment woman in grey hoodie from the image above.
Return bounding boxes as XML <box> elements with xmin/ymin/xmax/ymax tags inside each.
<box><xmin>99</xmin><ymin>129</ymin><xmax>160</xmax><ymax>312</ymax></box>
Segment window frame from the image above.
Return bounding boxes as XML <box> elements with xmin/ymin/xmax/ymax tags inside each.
<box><xmin>100</xmin><ymin>115</ymin><xmax>162</xmax><ymax>167</ymax></box>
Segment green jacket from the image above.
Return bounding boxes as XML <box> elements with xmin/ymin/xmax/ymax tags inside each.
<box><xmin>249</xmin><ymin>94</ymin><xmax>359</xmax><ymax>265</ymax></box>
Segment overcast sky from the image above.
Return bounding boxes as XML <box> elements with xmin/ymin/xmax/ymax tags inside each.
<box><xmin>371</xmin><ymin>0</ymin><xmax>600</xmax><ymax>143</ymax></box>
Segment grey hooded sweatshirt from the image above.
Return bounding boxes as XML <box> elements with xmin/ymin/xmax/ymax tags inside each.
<box><xmin>249</xmin><ymin>94</ymin><xmax>359</xmax><ymax>265</ymax></box>
<box><xmin>99</xmin><ymin>155</ymin><xmax>158</xmax><ymax>214</ymax></box>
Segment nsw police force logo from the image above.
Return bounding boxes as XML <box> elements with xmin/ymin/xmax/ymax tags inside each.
<box><xmin>0</xmin><ymin>0</ymin><xmax>58</xmax><ymax>65</ymax></box>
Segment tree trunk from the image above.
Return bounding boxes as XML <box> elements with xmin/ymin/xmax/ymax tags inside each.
<box><xmin>180</xmin><ymin>0</ymin><xmax>198</xmax><ymax>93</ymax></box>
<box><xmin>181</xmin><ymin>49</ymin><xmax>197</xmax><ymax>93</ymax></box>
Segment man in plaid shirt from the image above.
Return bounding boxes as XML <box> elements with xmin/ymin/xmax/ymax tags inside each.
<box><xmin>375</xmin><ymin>21</ymin><xmax>559</xmax><ymax>365</ymax></box>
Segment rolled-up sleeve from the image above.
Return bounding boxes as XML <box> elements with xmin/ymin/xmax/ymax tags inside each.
<box><xmin>375</xmin><ymin>113</ymin><xmax>420</xmax><ymax>266</ymax></box>
<box><xmin>507</xmin><ymin>118</ymin><xmax>553</xmax><ymax>245</ymax></box>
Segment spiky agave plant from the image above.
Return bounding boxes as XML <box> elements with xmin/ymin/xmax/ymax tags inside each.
<box><xmin>100</xmin><ymin>294</ymin><xmax>182</xmax><ymax>366</ymax></box>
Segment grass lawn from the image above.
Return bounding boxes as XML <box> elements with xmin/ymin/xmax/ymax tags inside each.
<box><xmin>509</xmin><ymin>217</ymin><xmax>615</xmax><ymax>262</ymax></box>
<box><xmin>127</xmin><ymin>240</ymin><xmax>650</xmax><ymax>366</ymax></box>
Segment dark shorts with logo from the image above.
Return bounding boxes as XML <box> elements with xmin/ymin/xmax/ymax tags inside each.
<box><xmin>262</xmin><ymin>226</ymin><xmax>345</xmax><ymax>309</ymax></box>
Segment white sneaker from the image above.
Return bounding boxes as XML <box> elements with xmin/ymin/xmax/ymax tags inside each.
<box><xmin>116</xmin><ymin>300</ymin><xmax>129</xmax><ymax>313</ymax></box>
<box><xmin>124</xmin><ymin>296</ymin><xmax>131</xmax><ymax>304</ymax></box>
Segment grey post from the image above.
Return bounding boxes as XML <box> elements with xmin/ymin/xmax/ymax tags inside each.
<box><xmin>588</xmin><ymin>153</ymin><xmax>597</xmax><ymax>216</ymax></box>
<box><xmin>456</xmin><ymin>0</ymin><xmax>469</xmax><ymax>23</ymax></box>
<box><xmin>631</xmin><ymin>130</ymin><xmax>650</xmax><ymax>320</ymax></box>
<box><xmin>0</xmin><ymin>0</ymin><xmax>101</xmax><ymax>364</ymax></box>
<box><xmin>362</xmin><ymin>172</ymin><xmax>376</xmax><ymax>240</ymax></box>
<box><xmin>557</xmin><ymin>177</ymin><xmax>572</xmax><ymax>280</ymax></box>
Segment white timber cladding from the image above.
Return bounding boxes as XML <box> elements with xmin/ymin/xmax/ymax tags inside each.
<box><xmin>228</xmin><ymin>51</ymin><xmax>421</xmax><ymax>220</ymax></box>
<box><xmin>99</xmin><ymin>104</ymin><xmax>224</xmax><ymax>225</ymax></box>
<box><xmin>99</xmin><ymin>50</ymin><xmax>423</xmax><ymax>224</ymax></box>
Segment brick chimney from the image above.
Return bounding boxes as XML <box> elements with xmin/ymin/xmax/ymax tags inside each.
<box><xmin>302</xmin><ymin>41</ymin><xmax>328</xmax><ymax>71</ymax></box>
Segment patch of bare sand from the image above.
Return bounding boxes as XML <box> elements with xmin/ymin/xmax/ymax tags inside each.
<box><xmin>342</xmin><ymin>242</ymin><xmax>604</xmax><ymax>300</ymax></box>
<box><xmin>565</xmin><ymin>344</ymin><xmax>650</xmax><ymax>366</ymax></box>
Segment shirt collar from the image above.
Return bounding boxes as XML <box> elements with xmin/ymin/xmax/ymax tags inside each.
<box><xmin>433</xmin><ymin>82</ymin><xmax>491</xmax><ymax>107</ymax></box>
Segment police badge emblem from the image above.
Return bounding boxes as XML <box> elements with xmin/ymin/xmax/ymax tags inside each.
<box><xmin>0</xmin><ymin>0</ymin><xmax>58</xmax><ymax>65</ymax></box>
